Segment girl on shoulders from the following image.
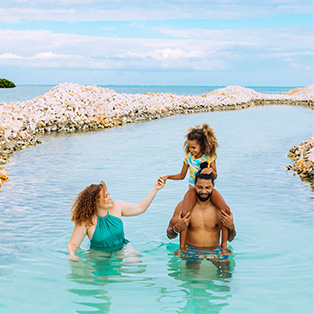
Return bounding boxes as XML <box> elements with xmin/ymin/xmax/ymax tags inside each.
<box><xmin>162</xmin><ymin>123</ymin><xmax>231</xmax><ymax>253</ymax></box>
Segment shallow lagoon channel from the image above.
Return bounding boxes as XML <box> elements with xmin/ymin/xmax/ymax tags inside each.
<box><xmin>0</xmin><ymin>105</ymin><xmax>313</xmax><ymax>314</ymax></box>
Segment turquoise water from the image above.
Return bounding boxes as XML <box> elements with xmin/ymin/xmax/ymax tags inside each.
<box><xmin>0</xmin><ymin>103</ymin><xmax>313</xmax><ymax>313</ymax></box>
<box><xmin>0</xmin><ymin>85</ymin><xmax>302</xmax><ymax>103</ymax></box>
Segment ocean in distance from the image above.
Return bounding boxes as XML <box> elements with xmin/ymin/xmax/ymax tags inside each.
<box><xmin>0</xmin><ymin>85</ymin><xmax>303</xmax><ymax>104</ymax></box>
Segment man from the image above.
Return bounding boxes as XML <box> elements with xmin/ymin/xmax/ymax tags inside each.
<box><xmin>166</xmin><ymin>169</ymin><xmax>236</xmax><ymax>261</ymax></box>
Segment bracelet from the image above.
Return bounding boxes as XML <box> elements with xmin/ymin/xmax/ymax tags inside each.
<box><xmin>173</xmin><ymin>225</ymin><xmax>181</xmax><ymax>235</ymax></box>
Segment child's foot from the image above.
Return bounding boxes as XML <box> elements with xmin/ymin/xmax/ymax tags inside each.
<box><xmin>174</xmin><ymin>249</ymin><xmax>182</xmax><ymax>256</ymax></box>
<box><xmin>220</xmin><ymin>245</ymin><xmax>232</xmax><ymax>254</ymax></box>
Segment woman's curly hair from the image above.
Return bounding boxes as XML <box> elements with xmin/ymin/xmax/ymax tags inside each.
<box><xmin>70</xmin><ymin>181</ymin><xmax>106</xmax><ymax>226</ymax></box>
<box><xmin>184</xmin><ymin>123</ymin><xmax>218</xmax><ymax>158</ymax></box>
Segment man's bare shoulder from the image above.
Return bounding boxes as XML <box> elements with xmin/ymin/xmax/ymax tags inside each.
<box><xmin>168</xmin><ymin>201</ymin><xmax>183</xmax><ymax>226</ymax></box>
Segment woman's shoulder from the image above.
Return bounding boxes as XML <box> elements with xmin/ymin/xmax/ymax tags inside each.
<box><xmin>74</xmin><ymin>219</ymin><xmax>94</xmax><ymax>231</ymax></box>
<box><xmin>112</xmin><ymin>200</ymin><xmax>126</xmax><ymax>208</ymax></box>
<box><xmin>110</xmin><ymin>200</ymin><xmax>126</xmax><ymax>214</ymax></box>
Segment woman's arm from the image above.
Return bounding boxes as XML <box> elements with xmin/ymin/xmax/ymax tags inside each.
<box><xmin>67</xmin><ymin>223</ymin><xmax>87</xmax><ymax>261</ymax></box>
<box><xmin>162</xmin><ymin>162</ymin><xmax>188</xmax><ymax>182</ymax></box>
<box><xmin>121</xmin><ymin>177</ymin><xmax>165</xmax><ymax>217</ymax></box>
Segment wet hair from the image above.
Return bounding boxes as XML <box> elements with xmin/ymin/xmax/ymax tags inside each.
<box><xmin>184</xmin><ymin>123</ymin><xmax>218</xmax><ymax>157</ymax></box>
<box><xmin>70</xmin><ymin>181</ymin><xmax>106</xmax><ymax>226</ymax></box>
<box><xmin>194</xmin><ymin>162</ymin><xmax>215</xmax><ymax>184</ymax></box>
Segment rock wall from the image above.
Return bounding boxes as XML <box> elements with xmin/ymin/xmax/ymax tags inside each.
<box><xmin>1</xmin><ymin>83</ymin><xmax>314</xmax><ymax>188</ymax></box>
<box><xmin>287</xmin><ymin>137</ymin><xmax>314</xmax><ymax>184</ymax></box>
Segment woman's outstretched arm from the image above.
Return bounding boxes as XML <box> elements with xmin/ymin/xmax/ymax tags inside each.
<box><xmin>121</xmin><ymin>177</ymin><xmax>165</xmax><ymax>217</ymax></box>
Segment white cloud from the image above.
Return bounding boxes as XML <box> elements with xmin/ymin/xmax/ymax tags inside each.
<box><xmin>0</xmin><ymin>1</ymin><xmax>312</xmax><ymax>23</ymax></box>
<box><xmin>0</xmin><ymin>25</ymin><xmax>312</xmax><ymax>73</ymax></box>
<box><xmin>120</xmin><ymin>48</ymin><xmax>205</xmax><ymax>61</ymax></box>
<box><xmin>0</xmin><ymin>50</ymin><xmax>84</xmax><ymax>68</ymax></box>
<box><xmin>0</xmin><ymin>53</ymin><xmax>23</xmax><ymax>59</ymax></box>
<box><xmin>117</xmin><ymin>48</ymin><xmax>222</xmax><ymax>70</ymax></box>
<box><xmin>34</xmin><ymin>51</ymin><xmax>73</xmax><ymax>59</ymax></box>
<box><xmin>158</xmin><ymin>27</ymin><xmax>313</xmax><ymax>51</ymax></box>
<box><xmin>0</xmin><ymin>29</ymin><xmax>227</xmax><ymax>71</ymax></box>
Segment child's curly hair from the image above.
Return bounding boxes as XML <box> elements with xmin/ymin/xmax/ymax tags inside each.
<box><xmin>184</xmin><ymin>123</ymin><xmax>218</xmax><ymax>157</ymax></box>
<box><xmin>70</xmin><ymin>181</ymin><xmax>106</xmax><ymax>226</ymax></box>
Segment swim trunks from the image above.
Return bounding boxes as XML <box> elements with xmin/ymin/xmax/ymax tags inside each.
<box><xmin>180</xmin><ymin>246</ymin><xmax>230</xmax><ymax>262</ymax></box>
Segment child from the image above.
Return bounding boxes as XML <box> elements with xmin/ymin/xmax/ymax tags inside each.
<box><xmin>162</xmin><ymin>123</ymin><xmax>231</xmax><ymax>253</ymax></box>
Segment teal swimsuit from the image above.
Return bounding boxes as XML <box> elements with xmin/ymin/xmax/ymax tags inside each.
<box><xmin>90</xmin><ymin>212</ymin><xmax>129</xmax><ymax>252</ymax></box>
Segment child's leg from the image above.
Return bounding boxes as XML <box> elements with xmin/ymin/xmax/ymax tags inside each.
<box><xmin>181</xmin><ymin>187</ymin><xmax>197</xmax><ymax>217</ymax></box>
<box><xmin>211</xmin><ymin>189</ymin><xmax>230</xmax><ymax>214</ymax></box>
<box><xmin>180</xmin><ymin>187</ymin><xmax>197</xmax><ymax>250</ymax></box>
<box><xmin>220</xmin><ymin>228</ymin><xmax>230</xmax><ymax>252</ymax></box>
<box><xmin>180</xmin><ymin>229</ymin><xmax>187</xmax><ymax>250</ymax></box>
<box><xmin>211</xmin><ymin>189</ymin><xmax>231</xmax><ymax>252</ymax></box>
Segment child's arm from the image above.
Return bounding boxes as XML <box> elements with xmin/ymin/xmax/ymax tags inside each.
<box><xmin>201</xmin><ymin>159</ymin><xmax>217</xmax><ymax>179</ymax></box>
<box><xmin>163</xmin><ymin>162</ymin><xmax>188</xmax><ymax>182</ymax></box>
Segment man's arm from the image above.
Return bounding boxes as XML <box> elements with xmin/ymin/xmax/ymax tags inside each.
<box><xmin>221</xmin><ymin>211</ymin><xmax>236</xmax><ymax>242</ymax></box>
<box><xmin>167</xmin><ymin>201</ymin><xmax>190</xmax><ymax>239</ymax></box>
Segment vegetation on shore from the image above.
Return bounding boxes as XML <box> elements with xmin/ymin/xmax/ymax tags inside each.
<box><xmin>0</xmin><ymin>78</ymin><xmax>16</xmax><ymax>88</ymax></box>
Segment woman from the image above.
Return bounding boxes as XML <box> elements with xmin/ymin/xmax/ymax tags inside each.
<box><xmin>67</xmin><ymin>177</ymin><xmax>165</xmax><ymax>261</ymax></box>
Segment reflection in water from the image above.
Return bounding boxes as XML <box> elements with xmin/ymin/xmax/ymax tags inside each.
<box><xmin>165</xmin><ymin>245</ymin><xmax>235</xmax><ymax>314</ymax></box>
<box><xmin>67</xmin><ymin>249</ymin><xmax>147</xmax><ymax>313</ymax></box>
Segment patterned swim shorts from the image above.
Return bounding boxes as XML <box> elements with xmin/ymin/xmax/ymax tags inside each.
<box><xmin>180</xmin><ymin>246</ymin><xmax>230</xmax><ymax>262</ymax></box>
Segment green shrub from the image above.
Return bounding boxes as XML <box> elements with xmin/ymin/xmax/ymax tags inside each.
<box><xmin>0</xmin><ymin>78</ymin><xmax>16</xmax><ymax>88</ymax></box>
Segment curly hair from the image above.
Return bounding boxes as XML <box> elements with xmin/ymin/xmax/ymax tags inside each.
<box><xmin>184</xmin><ymin>123</ymin><xmax>218</xmax><ymax>158</ymax></box>
<box><xmin>70</xmin><ymin>181</ymin><xmax>106</xmax><ymax>226</ymax></box>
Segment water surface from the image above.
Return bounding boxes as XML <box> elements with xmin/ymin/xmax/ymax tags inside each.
<box><xmin>0</xmin><ymin>105</ymin><xmax>313</xmax><ymax>313</ymax></box>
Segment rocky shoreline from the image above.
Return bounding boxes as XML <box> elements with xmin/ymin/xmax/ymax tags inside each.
<box><xmin>1</xmin><ymin>83</ymin><xmax>313</xmax><ymax>188</ymax></box>
<box><xmin>287</xmin><ymin>137</ymin><xmax>314</xmax><ymax>184</ymax></box>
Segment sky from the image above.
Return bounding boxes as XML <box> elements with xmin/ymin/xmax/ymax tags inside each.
<box><xmin>0</xmin><ymin>0</ymin><xmax>313</xmax><ymax>86</ymax></box>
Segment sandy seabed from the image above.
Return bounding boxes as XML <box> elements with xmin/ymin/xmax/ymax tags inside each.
<box><xmin>0</xmin><ymin>83</ymin><xmax>313</xmax><ymax>187</ymax></box>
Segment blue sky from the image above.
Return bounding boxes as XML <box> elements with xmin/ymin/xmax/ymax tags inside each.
<box><xmin>0</xmin><ymin>0</ymin><xmax>313</xmax><ymax>86</ymax></box>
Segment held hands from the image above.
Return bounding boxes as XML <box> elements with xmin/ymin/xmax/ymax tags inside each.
<box><xmin>155</xmin><ymin>177</ymin><xmax>166</xmax><ymax>190</ymax></box>
<box><xmin>221</xmin><ymin>211</ymin><xmax>234</xmax><ymax>230</ymax></box>
<box><xmin>161</xmin><ymin>175</ymin><xmax>169</xmax><ymax>183</ymax></box>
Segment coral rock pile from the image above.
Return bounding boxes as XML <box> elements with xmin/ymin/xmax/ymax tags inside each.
<box><xmin>0</xmin><ymin>83</ymin><xmax>314</xmax><ymax>188</ymax></box>
<box><xmin>287</xmin><ymin>137</ymin><xmax>314</xmax><ymax>182</ymax></box>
